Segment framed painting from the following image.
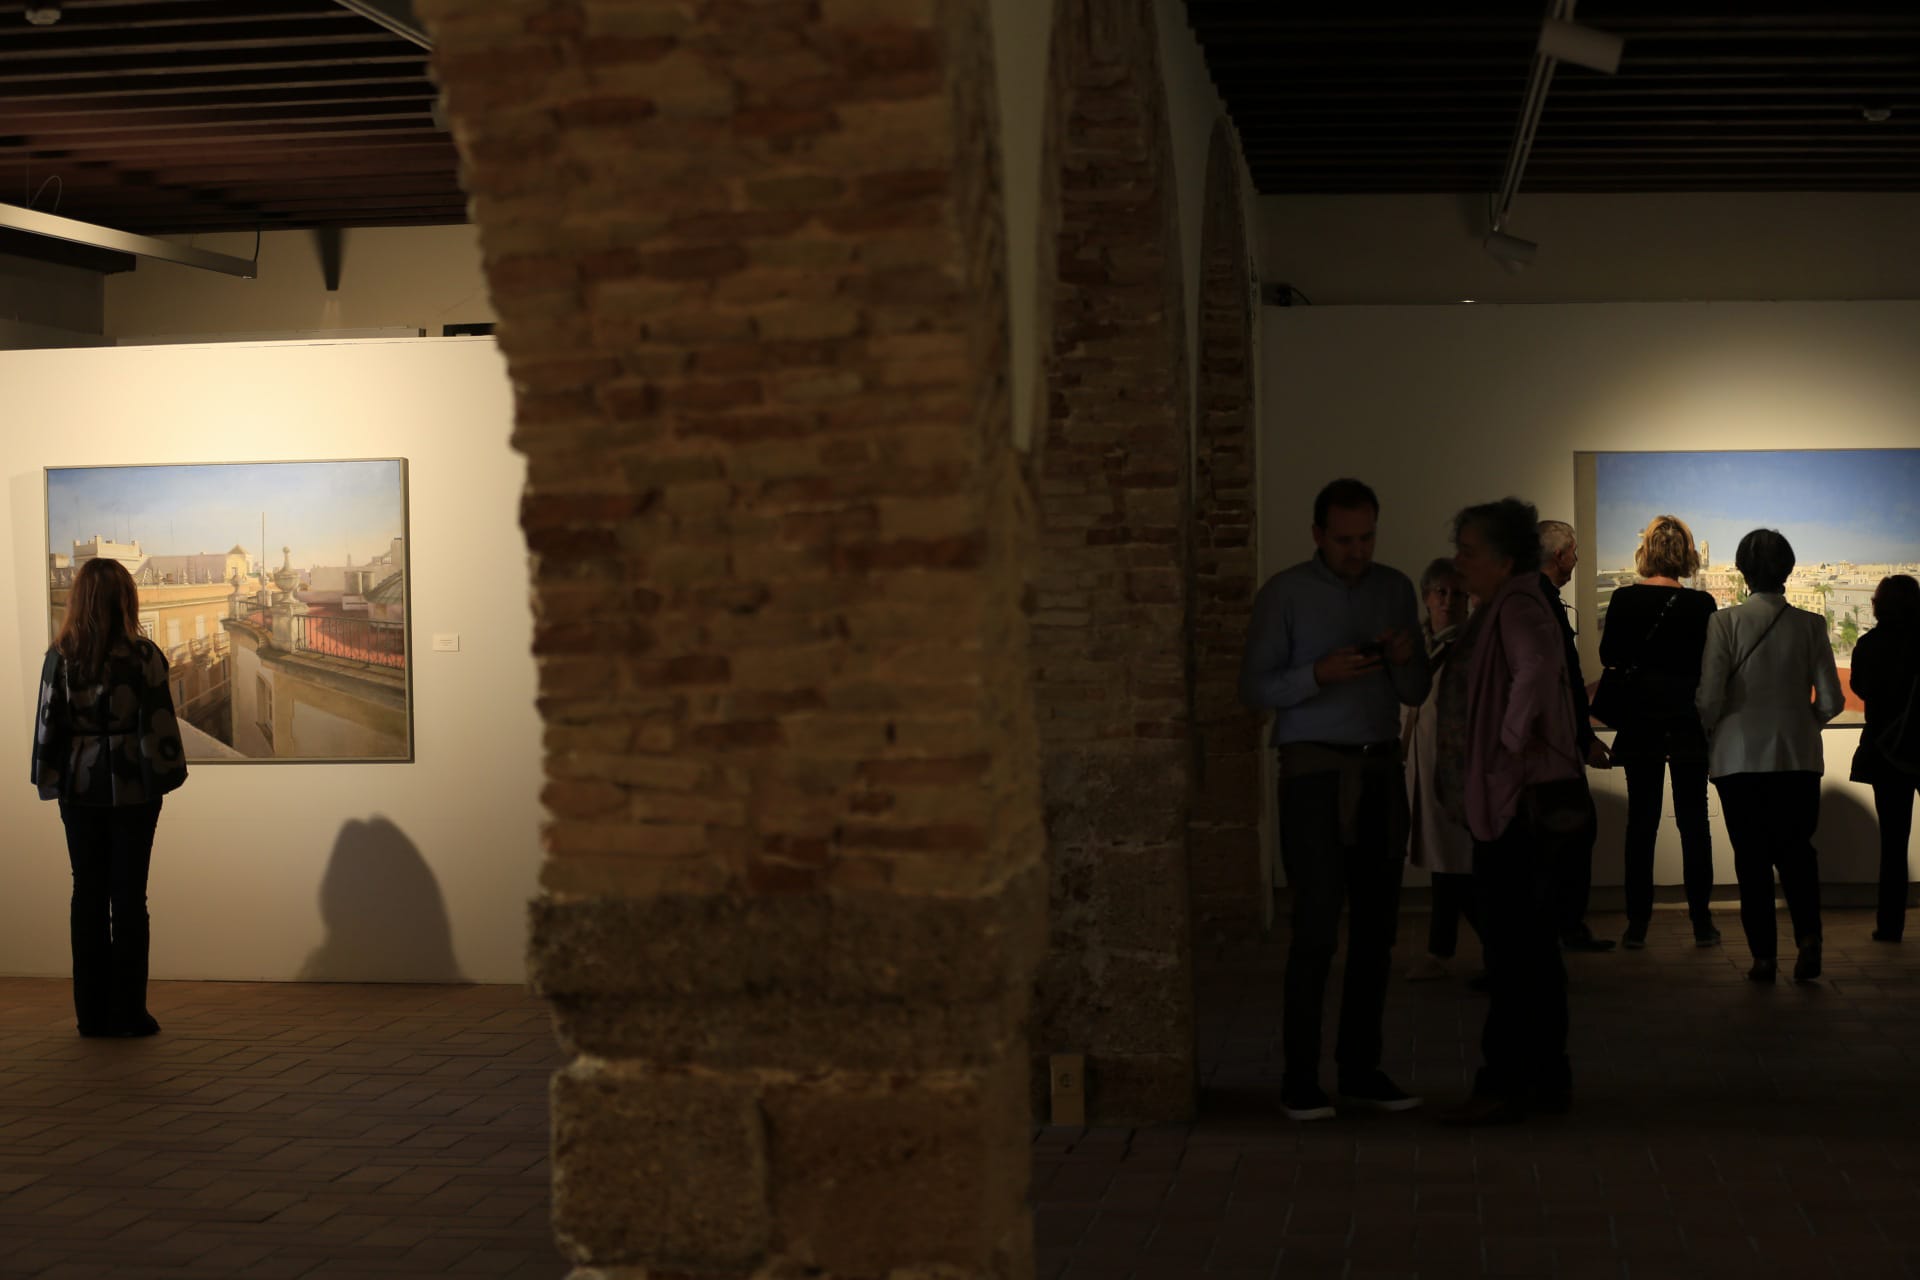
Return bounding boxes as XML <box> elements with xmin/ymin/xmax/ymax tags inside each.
<box><xmin>1576</xmin><ymin>449</ymin><xmax>1920</xmax><ymax>729</ymax></box>
<box><xmin>45</xmin><ymin>459</ymin><xmax>413</xmax><ymax>762</ymax></box>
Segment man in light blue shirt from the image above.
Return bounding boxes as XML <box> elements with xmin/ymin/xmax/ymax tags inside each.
<box><xmin>1241</xmin><ymin>478</ymin><xmax>1429</xmax><ymax>1120</ymax></box>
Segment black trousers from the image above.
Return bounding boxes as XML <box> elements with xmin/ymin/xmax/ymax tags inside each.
<box><xmin>1277</xmin><ymin>765</ymin><xmax>1406</xmax><ymax>1089</ymax></box>
<box><xmin>1622</xmin><ymin>755</ymin><xmax>1715</xmax><ymax>925</ymax></box>
<box><xmin>1552</xmin><ymin>775</ymin><xmax>1599</xmax><ymax>938</ymax></box>
<box><xmin>1713</xmin><ymin>772</ymin><xmax>1821</xmax><ymax>962</ymax></box>
<box><xmin>1426</xmin><ymin>871</ymin><xmax>1481</xmax><ymax>960</ymax></box>
<box><xmin>58</xmin><ymin>800</ymin><xmax>162</xmax><ymax>1033</ymax></box>
<box><xmin>1473</xmin><ymin>804</ymin><xmax>1570</xmax><ymax>1103</ymax></box>
<box><xmin>1874</xmin><ymin>777</ymin><xmax>1920</xmax><ymax>939</ymax></box>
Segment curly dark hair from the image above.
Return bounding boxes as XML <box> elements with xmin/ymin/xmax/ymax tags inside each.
<box><xmin>1453</xmin><ymin>498</ymin><xmax>1543</xmax><ymax>575</ymax></box>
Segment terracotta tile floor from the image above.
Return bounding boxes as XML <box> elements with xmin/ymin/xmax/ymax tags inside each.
<box><xmin>0</xmin><ymin>979</ymin><xmax>560</xmax><ymax>1279</ymax></box>
<box><xmin>1035</xmin><ymin>906</ymin><xmax>1920</xmax><ymax>1280</ymax></box>
<box><xmin>8</xmin><ymin>909</ymin><xmax>1920</xmax><ymax>1279</ymax></box>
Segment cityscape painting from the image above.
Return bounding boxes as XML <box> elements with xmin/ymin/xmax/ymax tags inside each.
<box><xmin>1589</xmin><ymin>449</ymin><xmax>1920</xmax><ymax>727</ymax></box>
<box><xmin>45</xmin><ymin>460</ymin><xmax>412</xmax><ymax>763</ymax></box>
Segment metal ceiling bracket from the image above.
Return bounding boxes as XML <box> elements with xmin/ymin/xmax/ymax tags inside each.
<box><xmin>0</xmin><ymin>202</ymin><xmax>257</xmax><ymax>279</ymax></box>
<box><xmin>314</xmin><ymin>228</ymin><xmax>344</xmax><ymax>292</ymax></box>
<box><xmin>332</xmin><ymin>0</ymin><xmax>431</xmax><ymax>50</ymax></box>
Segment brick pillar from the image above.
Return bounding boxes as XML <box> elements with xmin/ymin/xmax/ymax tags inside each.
<box><xmin>1029</xmin><ymin>0</ymin><xmax>1196</xmax><ymax>1124</ymax></box>
<box><xmin>417</xmin><ymin>2</ymin><xmax>1044</xmax><ymax>1276</ymax></box>
<box><xmin>1189</xmin><ymin>121</ymin><xmax>1266</xmax><ymax>959</ymax></box>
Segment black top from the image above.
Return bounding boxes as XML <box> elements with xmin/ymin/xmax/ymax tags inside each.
<box><xmin>1599</xmin><ymin>583</ymin><xmax>1718</xmax><ymax>752</ymax></box>
<box><xmin>1850</xmin><ymin>621</ymin><xmax>1920</xmax><ymax>783</ymax></box>
<box><xmin>31</xmin><ymin>638</ymin><xmax>189</xmax><ymax>806</ymax></box>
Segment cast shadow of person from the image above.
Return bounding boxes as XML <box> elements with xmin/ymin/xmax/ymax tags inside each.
<box><xmin>299</xmin><ymin>816</ymin><xmax>465</xmax><ymax>983</ymax></box>
<box><xmin>1817</xmin><ymin>784</ymin><xmax>1882</xmax><ymax>890</ymax></box>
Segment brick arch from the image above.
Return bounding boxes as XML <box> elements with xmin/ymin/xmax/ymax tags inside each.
<box><xmin>1028</xmin><ymin>0</ymin><xmax>1197</xmax><ymax>1124</ymax></box>
<box><xmin>417</xmin><ymin>1</ymin><xmax>1045</xmax><ymax>1276</ymax></box>
<box><xmin>1188</xmin><ymin>118</ymin><xmax>1265</xmax><ymax>953</ymax></box>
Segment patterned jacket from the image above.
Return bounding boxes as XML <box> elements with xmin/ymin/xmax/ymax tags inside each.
<box><xmin>31</xmin><ymin>638</ymin><xmax>189</xmax><ymax>805</ymax></box>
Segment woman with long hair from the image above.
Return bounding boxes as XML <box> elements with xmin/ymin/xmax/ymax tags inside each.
<box><xmin>30</xmin><ymin>556</ymin><xmax>188</xmax><ymax>1037</ymax></box>
<box><xmin>1849</xmin><ymin>574</ymin><xmax>1920</xmax><ymax>942</ymax></box>
<box><xmin>1597</xmin><ymin>515</ymin><xmax>1720</xmax><ymax>948</ymax></box>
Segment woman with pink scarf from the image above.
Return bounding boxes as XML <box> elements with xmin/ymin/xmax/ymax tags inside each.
<box><xmin>1440</xmin><ymin>498</ymin><xmax>1585</xmax><ymax>1126</ymax></box>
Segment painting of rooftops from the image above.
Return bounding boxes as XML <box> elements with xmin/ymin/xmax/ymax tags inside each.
<box><xmin>45</xmin><ymin>460</ymin><xmax>412</xmax><ymax>763</ymax></box>
<box><xmin>1592</xmin><ymin>449</ymin><xmax>1920</xmax><ymax>729</ymax></box>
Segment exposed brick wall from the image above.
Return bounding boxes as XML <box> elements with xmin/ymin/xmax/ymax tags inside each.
<box><xmin>418</xmin><ymin>1</ymin><xmax>1044</xmax><ymax>1276</ymax></box>
<box><xmin>1189</xmin><ymin>119</ymin><xmax>1265</xmax><ymax>957</ymax></box>
<box><xmin>1029</xmin><ymin>0</ymin><xmax>1197</xmax><ymax>1124</ymax></box>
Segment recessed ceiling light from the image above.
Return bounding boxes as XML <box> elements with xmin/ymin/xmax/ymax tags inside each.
<box><xmin>1863</xmin><ymin>105</ymin><xmax>1894</xmax><ymax>123</ymax></box>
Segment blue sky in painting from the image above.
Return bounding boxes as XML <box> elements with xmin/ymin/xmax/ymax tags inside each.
<box><xmin>46</xmin><ymin>461</ymin><xmax>405</xmax><ymax>569</ymax></box>
<box><xmin>1594</xmin><ymin>450</ymin><xmax>1920</xmax><ymax>571</ymax></box>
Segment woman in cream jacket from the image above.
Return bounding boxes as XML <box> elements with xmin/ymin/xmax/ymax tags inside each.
<box><xmin>1697</xmin><ymin>528</ymin><xmax>1844</xmax><ymax>984</ymax></box>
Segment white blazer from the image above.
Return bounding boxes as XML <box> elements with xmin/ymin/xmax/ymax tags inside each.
<box><xmin>1696</xmin><ymin>594</ymin><xmax>1844</xmax><ymax>778</ymax></box>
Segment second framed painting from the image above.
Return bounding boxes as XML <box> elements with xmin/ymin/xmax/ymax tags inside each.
<box><xmin>1576</xmin><ymin>448</ymin><xmax>1920</xmax><ymax>727</ymax></box>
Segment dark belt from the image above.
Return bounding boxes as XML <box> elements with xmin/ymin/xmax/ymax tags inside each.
<box><xmin>1303</xmin><ymin>739</ymin><xmax>1400</xmax><ymax>758</ymax></box>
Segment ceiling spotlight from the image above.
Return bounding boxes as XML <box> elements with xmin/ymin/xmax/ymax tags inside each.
<box><xmin>1863</xmin><ymin>105</ymin><xmax>1894</xmax><ymax>123</ymax></box>
<box><xmin>24</xmin><ymin>4</ymin><xmax>62</xmax><ymax>24</ymax></box>
<box><xmin>1484</xmin><ymin>229</ymin><xmax>1538</xmax><ymax>273</ymax></box>
<box><xmin>1539</xmin><ymin>17</ymin><xmax>1623</xmax><ymax>75</ymax></box>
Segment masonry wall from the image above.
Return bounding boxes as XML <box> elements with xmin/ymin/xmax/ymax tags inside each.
<box><xmin>420</xmin><ymin>0</ymin><xmax>1045</xmax><ymax>1274</ymax></box>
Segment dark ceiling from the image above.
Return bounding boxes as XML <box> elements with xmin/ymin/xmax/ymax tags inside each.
<box><xmin>1185</xmin><ymin>1</ymin><xmax>1920</xmax><ymax>193</ymax></box>
<box><xmin>4</xmin><ymin>3</ymin><xmax>1916</xmax><ymax>241</ymax></box>
<box><xmin>0</xmin><ymin>0</ymin><xmax>462</xmax><ymax>234</ymax></box>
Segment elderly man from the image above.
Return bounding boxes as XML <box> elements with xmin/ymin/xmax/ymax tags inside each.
<box><xmin>1538</xmin><ymin>519</ymin><xmax>1613</xmax><ymax>953</ymax></box>
<box><xmin>1242</xmin><ymin>478</ymin><xmax>1431</xmax><ymax>1121</ymax></box>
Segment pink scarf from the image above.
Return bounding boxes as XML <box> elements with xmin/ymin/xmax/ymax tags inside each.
<box><xmin>1464</xmin><ymin>573</ymin><xmax>1581</xmax><ymax>842</ymax></box>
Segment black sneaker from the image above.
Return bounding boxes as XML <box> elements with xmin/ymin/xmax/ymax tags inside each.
<box><xmin>1693</xmin><ymin>919</ymin><xmax>1722</xmax><ymax>947</ymax></box>
<box><xmin>1337</xmin><ymin>1072</ymin><xmax>1423</xmax><ymax>1113</ymax></box>
<box><xmin>1279</xmin><ymin>1083</ymin><xmax>1337</xmax><ymax>1122</ymax></box>
<box><xmin>1621</xmin><ymin>921</ymin><xmax>1648</xmax><ymax>949</ymax></box>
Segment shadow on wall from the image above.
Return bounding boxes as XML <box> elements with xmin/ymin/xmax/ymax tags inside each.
<box><xmin>299</xmin><ymin>816</ymin><xmax>464</xmax><ymax>982</ymax></box>
<box><xmin>1819</xmin><ymin>785</ymin><xmax>1882</xmax><ymax>886</ymax></box>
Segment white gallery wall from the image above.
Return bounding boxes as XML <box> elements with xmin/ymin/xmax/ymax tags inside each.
<box><xmin>0</xmin><ymin>337</ymin><xmax>540</xmax><ymax>982</ymax></box>
<box><xmin>1261</xmin><ymin>300</ymin><xmax>1920</xmax><ymax>891</ymax></box>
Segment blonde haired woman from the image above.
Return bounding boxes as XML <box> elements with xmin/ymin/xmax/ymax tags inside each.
<box><xmin>1596</xmin><ymin>515</ymin><xmax>1718</xmax><ymax>949</ymax></box>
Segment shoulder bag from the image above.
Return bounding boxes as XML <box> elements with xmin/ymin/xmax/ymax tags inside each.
<box><xmin>1590</xmin><ymin>591</ymin><xmax>1678</xmax><ymax>728</ymax></box>
<box><xmin>1878</xmin><ymin>672</ymin><xmax>1920</xmax><ymax>775</ymax></box>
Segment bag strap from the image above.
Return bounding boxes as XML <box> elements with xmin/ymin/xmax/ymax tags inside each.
<box><xmin>1730</xmin><ymin>601</ymin><xmax>1792</xmax><ymax>679</ymax></box>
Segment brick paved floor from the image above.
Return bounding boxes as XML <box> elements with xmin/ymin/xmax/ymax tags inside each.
<box><xmin>0</xmin><ymin>979</ymin><xmax>559</xmax><ymax>1279</ymax></box>
<box><xmin>1035</xmin><ymin>906</ymin><xmax>1920</xmax><ymax>1280</ymax></box>
<box><xmin>8</xmin><ymin>909</ymin><xmax>1920</xmax><ymax>1279</ymax></box>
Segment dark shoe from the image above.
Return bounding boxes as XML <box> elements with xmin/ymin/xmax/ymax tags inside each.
<box><xmin>1693</xmin><ymin>918</ymin><xmax>1722</xmax><ymax>947</ymax></box>
<box><xmin>77</xmin><ymin>1023</ymin><xmax>121</xmax><ymax>1038</ymax></box>
<box><xmin>1436</xmin><ymin>1095</ymin><xmax>1528</xmax><ymax>1127</ymax></box>
<box><xmin>1562</xmin><ymin>930</ymin><xmax>1616</xmax><ymax>953</ymax></box>
<box><xmin>1621</xmin><ymin>921</ymin><xmax>1648</xmax><ymax>950</ymax></box>
<box><xmin>1280</xmin><ymin>1084</ymin><xmax>1336</xmax><ymax>1122</ymax></box>
<box><xmin>1872</xmin><ymin>930</ymin><xmax>1902</xmax><ymax>943</ymax></box>
<box><xmin>1337</xmin><ymin>1072</ymin><xmax>1423</xmax><ymax>1113</ymax></box>
<box><xmin>1793</xmin><ymin>937</ymin><xmax>1822</xmax><ymax>983</ymax></box>
<box><xmin>122</xmin><ymin>1012</ymin><xmax>161</xmax><ymax>1037</ymax></box>
<box><xmin>1748</xmin><ymin>959</ymin><xmax>1777</xmax><ymax>983</ymax></box>
<box><xmin>1531</xmin><ymin>1089</ymin><xmax>1573</xmax><ymax>1116</ymax></box>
